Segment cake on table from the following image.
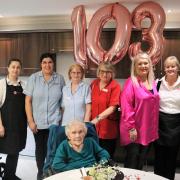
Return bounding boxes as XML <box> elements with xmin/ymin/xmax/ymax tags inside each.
<box><xmin>87</xmin><ymin>162</ymin><xmax>124</xmax><ymax>180</ymax></box>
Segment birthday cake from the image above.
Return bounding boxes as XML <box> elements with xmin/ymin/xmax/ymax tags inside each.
<box><xmin>87</xmin><ymin>163</ymin><xmax>124</xmax><ymax>180</ymax></box>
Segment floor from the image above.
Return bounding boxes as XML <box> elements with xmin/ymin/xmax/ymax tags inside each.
<box><xmin>0</xmin><ymin>155</ymin><xmax>180</xmax><ymax>180</ymax></box>
<box><xmin>0</xmin><ymin>155</ymin><xmax>37</xmax><ymax>180</ymax></box>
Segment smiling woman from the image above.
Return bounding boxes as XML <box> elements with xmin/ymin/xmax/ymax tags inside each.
<box><xmin>51</xmin><ymin>120</ymin><xmax>110</xmax><ymax>173</ymax></box>
<box><xmin>0</xmin><ymin>58</ymin><xmax>27</xmax><ymax>180</ymax></box>
<box><xmin>61</xmin><ymin>64</ymin><xmax>91</xmax><ymax>126</ymax></box>
<box><xmin>90</xmin><ymin>62</ymin><xmax>121</xmax><ymax>159</ymax></box>
<box><xmin>120</xmin><ymin>52</ymin><xmax>160</xmax><ymax>170</ymax></box>
<box><xmin>23</xmin><ymin>52</ymin><xmax>65</xmax><ymax>180</ymax></box>
<box><xmin>154</xmin><ymin>56</ymin><xmax>180</xmax><ymax>180</ymax></box>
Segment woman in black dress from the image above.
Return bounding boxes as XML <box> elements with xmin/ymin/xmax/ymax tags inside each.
<box><xmin>0</xmin><ymin>58</ymin><xmax>27</xmax><ymax>180</ymax></box>
<box><xmin>154</xmin><ymin>56</ymin><xmax>180</xmax><ymax>180</ymax></box>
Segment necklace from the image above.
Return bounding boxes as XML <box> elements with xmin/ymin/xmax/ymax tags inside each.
<box><xmin>69</xmin><ymin>141</ymin><xmax>84</xmax><ymax>152</ymax></box>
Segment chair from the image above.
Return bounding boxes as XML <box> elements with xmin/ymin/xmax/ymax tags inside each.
<box><xmin>43</xmin><ymin>122</ymin><xmax>98</xmax><ymax>177</ymax></box>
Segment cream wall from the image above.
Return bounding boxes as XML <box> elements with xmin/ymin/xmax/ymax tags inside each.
<box><xmin>56</xmin><ymin>52</ymin><xmax>126</xmax><ymax>85</ymax></box>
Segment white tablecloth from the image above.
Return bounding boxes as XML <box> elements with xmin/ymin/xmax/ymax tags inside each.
<box><xmin>44</xmin><ymin>167</ymin><xmax>168</xmax><ymax>180</ymax></box>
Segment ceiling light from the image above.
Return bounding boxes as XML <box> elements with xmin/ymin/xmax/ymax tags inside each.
<box><xmin>167</xmin><ymin>9</ymin><xmax>172</xmax><ymax>13</ymax></box>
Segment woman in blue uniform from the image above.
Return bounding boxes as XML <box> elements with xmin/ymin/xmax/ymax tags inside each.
<box><xmin>0</xmin><ymin>58</ymin><xmax>27</xmax><ymax>180</ymax></box>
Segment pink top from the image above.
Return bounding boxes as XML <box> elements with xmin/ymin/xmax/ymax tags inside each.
<box><xmin>119</xmin><ymin>77</ymin><xmax>159</xmax><ymax>146</ymax></box>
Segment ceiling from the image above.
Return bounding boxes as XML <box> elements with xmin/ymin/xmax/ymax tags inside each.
<box><xmin>0</xmin><ymin>0</ymin><xmax>179</xmax><ymax>17</ymax></box>
<box><xmin>0</xmin><ymin>0</ymin><xmax>179</xmax><ymax>31</ymax></box>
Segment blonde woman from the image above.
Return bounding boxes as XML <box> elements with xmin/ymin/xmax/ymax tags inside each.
<box><xmin>120</xmin><ymin>52</ymin><xmax>159</xmax><ymax>170</ymax></box>
<box><xmin>154</xmin><ymin>56</ymin><xmax>180</xmax><ymax>180</ymax></box>
<box><xmin>61</xmin><ymin>64</ymin><xmax>91</xmax><ymax>126</ymax></box>
<box><xmin>91</xmin><ymin>62</ymin><xmax>121</xmax><ymax>158</ymax></box>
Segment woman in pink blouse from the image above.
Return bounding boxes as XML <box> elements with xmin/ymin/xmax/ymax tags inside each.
<box><xmin>120</xmin><ymin>52</ymin><xmax>159</xmax><ymax>170</ymax></box>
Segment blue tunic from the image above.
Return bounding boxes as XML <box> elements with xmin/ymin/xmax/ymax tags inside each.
<box><xmin>61</xmin><ymin>81</ymin><xmax>91</xmax><ymax>125</ymax></box>
<box><xmin>23</xmin><ymin>71</ymin><xmax>65</xmax><ymax>129</ymax></box>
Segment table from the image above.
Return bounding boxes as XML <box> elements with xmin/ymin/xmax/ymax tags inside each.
<box><xmin>44</xmin><ymin>167</ymin><xmax>168</xmax><ymax>180</ymax></box>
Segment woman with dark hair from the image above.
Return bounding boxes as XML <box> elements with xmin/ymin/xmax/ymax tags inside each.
<box><xmin>24</xmin><ymin>53</ymin><xmax>65</xmax><ymax>180</ymax></box>
<box><xmin>0</xmin><ymin>58</ymin><xmax>27</xmax><ymax>180</ymax></box>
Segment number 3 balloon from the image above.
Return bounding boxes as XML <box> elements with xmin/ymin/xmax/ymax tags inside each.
<box><xmin>128</xmin><ymin>1</ymin><xmax>166</xmax><ymax>65</ymax></box>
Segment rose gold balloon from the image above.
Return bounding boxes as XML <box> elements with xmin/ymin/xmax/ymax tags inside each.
<box><xmin>86</xmin><ymin>3</ymin><xmax>131</xmax><ymax>65</ymax></box>
<box><xmin>128</xmin><ymin>1</ymin><xmax>166</xmax><ymax>65</ymax></box>
<box><xmin>71</xmin><ymin>5</ymin><xmax>87</xmax><ymax>68</ymax></box>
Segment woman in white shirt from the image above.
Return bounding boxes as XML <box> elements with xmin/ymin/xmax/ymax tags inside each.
<box><xmin>0</xmin><ymin>58</ymin><xmax>27</xmax><ymax>180</ymax></box>
<box><xmin>154</xmin><ymin>56</ymin><xmax>180</xmax><ymax>180</ymax></box>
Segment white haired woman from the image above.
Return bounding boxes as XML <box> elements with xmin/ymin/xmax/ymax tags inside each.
<box><xmin>52</xmin><ymin>120</ymin><xmax>110</xmax><ymax>172</ymax></box>
<box><xmin>120</xmin><ymin>52</ymin><xmax>159</xmax><ymax>170</ymax></box>
<box><xmin>154</xmin><ymin>56</ymin><xmax>180</xmax><ymax>180</ymax></box>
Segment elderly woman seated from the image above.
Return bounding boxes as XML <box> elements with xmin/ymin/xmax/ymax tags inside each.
<box><xmin>52</xmin><ymin>120</ymin><xmax>110</xmax><ymax>172</ymax></box>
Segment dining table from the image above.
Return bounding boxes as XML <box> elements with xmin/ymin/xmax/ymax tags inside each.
<box><xmin>44</xmin><ymin>167</ymin><xmax>168</xmax><ymax>180</ymax></box>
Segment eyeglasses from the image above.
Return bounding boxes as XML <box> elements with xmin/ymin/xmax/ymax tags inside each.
<box><xmin>99</xmin><ymin>70</ymin><xmax>112</xmax><ymax>75</ymax></box>
<box><xmin>70</xmin><ymin>71</ymin><xmax>82</xmax><ymax>75</ymax></box>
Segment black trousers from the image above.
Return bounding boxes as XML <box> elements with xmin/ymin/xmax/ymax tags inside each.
<box><xmin>99</xmin><ymin>138</ymin><xmax>117</xmax><ymax>159</ymax></box>
<box><xmin>4</xmin><ymin>154</ymin><xmax>19</xmax><ymax>180</ymax></box>
<box><xmin>34</xmin><ymin>129</ymin><xmax>49</xmax><ymax>179</ymax></box>
<box><xmin>154</xmin><ymin>143</ymin><xmax>179</xmax><ymax>180</ymax></box>
<box><xmin>124</xmin><ymin>143</ymin><xmax>149</xmax><ymax>170</ymax></box>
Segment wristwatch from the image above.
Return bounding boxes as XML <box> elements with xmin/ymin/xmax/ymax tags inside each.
<box><xmin>96</xmin><ymin>115</ymin><xmax>101</xmax><ymax>122</ymax></box>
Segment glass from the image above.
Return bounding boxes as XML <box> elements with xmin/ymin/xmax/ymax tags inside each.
<box><xmin>99</xmin><ymin>70</ymin><xmax>112</xmax><ymax>75</ymax></box>
<box><xmin>71</xmin><ymin>71</ymin><xmax>82</xmax><ymax>75</ymax></box>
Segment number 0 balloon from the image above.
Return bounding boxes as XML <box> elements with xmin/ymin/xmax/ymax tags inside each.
<box><xmin>86</xmin><ymin>3</ymin><xmax>131</xmax><ymax>65</ymax></box>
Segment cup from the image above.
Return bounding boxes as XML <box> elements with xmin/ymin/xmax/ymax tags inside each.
<box><xmin>83</xmin><ymin>176</ymin><xmax>94</xmax><ymax>180</ymax></box>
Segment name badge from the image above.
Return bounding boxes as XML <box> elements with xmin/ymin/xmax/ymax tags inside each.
<box><xmin>65</xmin><ymin>96</ymin><xmax>71</xmax><ymax>100</ymax></box>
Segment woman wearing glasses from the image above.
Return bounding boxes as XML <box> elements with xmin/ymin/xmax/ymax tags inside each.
<box><xmin>61</xmin><ymin>64</ymin><xmax>91</xmax><ymax>126</ymax></box>
<box><xmin>91</xmin><ymin>62</ymin><xmax>121</xmax><ymax>158</ymax></box>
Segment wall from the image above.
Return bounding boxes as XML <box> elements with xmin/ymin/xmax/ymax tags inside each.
<box><xmin>56</xmin><ymin>52</ymin><xmax>126</xmax><ymax>85</ymax></box>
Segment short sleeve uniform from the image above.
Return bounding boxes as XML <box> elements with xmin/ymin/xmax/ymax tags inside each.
<box><xmin>91</xmin><ymin>79</ymin><xmax>121</xmax><ymax>139</ymax></box>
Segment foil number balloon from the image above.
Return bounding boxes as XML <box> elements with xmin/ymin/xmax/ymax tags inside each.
<box><xmin>71</xmin><ymin>1</ymin><xmax>165</xmax><ymax>67</ymax></box>
<box><xmin>86</xmin><ymin>3</ymin><xmax>131</xmax><ymax>65</ymax></box>
<box><xmin>71</xmin><ymin>5</ymin><xmax>87</xmax><ymax>68</ymax></box>
<box><xmin>71</xmin><ymin>3</ymin><xmax>131</xmax><ymax>66</ymax></box>
<box><xmin>128</xmin><ymin>1</ymin><xmax>166</xmax><ymax>65</ymax></box>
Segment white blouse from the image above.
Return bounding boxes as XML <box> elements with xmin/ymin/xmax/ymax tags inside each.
<box><xmin>159</xmin><ymin>76</ymin><xmax>180</xmax><ymax>114</ymax></box>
